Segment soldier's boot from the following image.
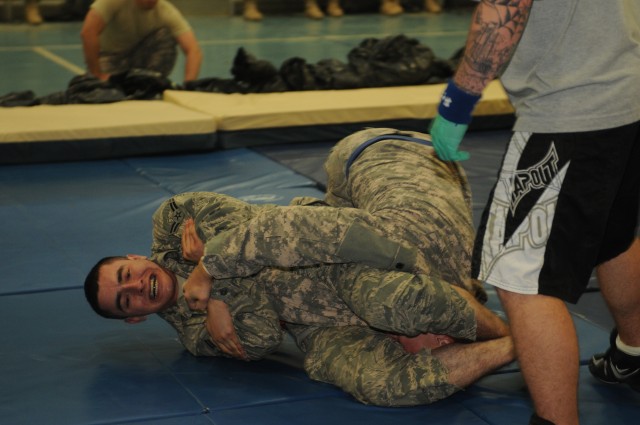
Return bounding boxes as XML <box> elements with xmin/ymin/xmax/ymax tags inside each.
<box><xmin>327</xmin><ymin>0</ymin><xmax>344</xmax><ymax>17</ymax></box>
<box><xmin>425</xmin><ymin>0</ymin><xmax>442</xmax><ymax>14</ymax></box>
<box><xmin>305</xmin><ymin>0</ymin><xmax>324</xmax><ymax>19</ymax></box>
<box><xmin>25</xmin><ymin>0</ymin><xmax>43</xmax><ymax>25</ymax></box>
<box><xmin>380</xmin><ymin>0</ymin><xmax>403</xmax><ymax>16</ymax></box>
<box><xmin>243</xmin><ymin>0</ymin><xmax>263</xmax><ymax>21</ymax></box>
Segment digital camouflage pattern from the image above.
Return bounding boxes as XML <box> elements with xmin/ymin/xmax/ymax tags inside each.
<box><xmin>151</xmin><ymin>191</ymin><xmax>423</xmax><ymax>358</ymax></box>
<box><xmin>296</xmin><ymin>324</ymin><xmax>457</xmax><ymax>406</ymax></box>
<box><xmin>324</xmin><ymin>127</ymin><xmax>484</xmax><ymax>300</ymax></box>
<box><xmin>101</xmin><ymin>27</ymin><xmax>178</xmax><ymax>78</ymax></box>
<box><xmin>152</xmin><ymin>127</ymin><xmax>485</xmax><ymax>405</ymax></box>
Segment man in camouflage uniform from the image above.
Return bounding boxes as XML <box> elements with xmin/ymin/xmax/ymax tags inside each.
<box><xmin>85</xmin><ymin>128</ymin><xmax>513</xmax><ymax>406</ymax></box>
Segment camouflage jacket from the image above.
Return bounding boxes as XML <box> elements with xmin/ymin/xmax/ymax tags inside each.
<box><xmin>153</xmin><ymin>192</ymin><xmax>420</xmax><ymax>359</ymax></box>
<box><xmin>153</xmin><ymin>128</ymin><xmax>486</xmax><ymax>406</ymax></box>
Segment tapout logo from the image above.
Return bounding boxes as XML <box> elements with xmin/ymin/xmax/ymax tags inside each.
<box><xmin>509</xmin><ymin>144</ymin><xmax>559</xmax><ymax>215</ymax></box>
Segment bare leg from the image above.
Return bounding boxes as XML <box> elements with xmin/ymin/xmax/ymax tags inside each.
<box><xmin>305</xmin><ymin>0</ymin><xmax>324</xmax><ymax>19</ymax></box>
<box><xmin>425</xmin><ymin>0</ymin><xmax>442</xmax><ymax>14</ymax></box>
<box><xmin>597</xmin><ymin>238</ymin><xmax>640</xmax><ymax>346</ymax></box>
<box><xmin>327</xmin><ymin>0</ymin><xmax>344</xmax><ymax>17</ymax></box>
<box><xmin>243</xmin><ymin>0</ymin><xmax>263</xmax><ymax>21</ymax></box>
<box><xmin>433</xmin><ymin>336</ymin><xmax>515</xmax><ymax>388</ymax></box>
<box><xmin>25</xmin><ymin>0</ymin><xmax>43</xmax><ymax>25</ymax></box>
<box><xmin>303</xmin><ymin>325</ymin><xmax>514</xmax><ymax>406</ymax></box>
<box><xmin>498</xmin><ymin>289</ymin><xmax>579</xmax><ymax>425</ymax></box>
<box><xmin>380</xmin><ymin>0</ymin><xmax>403</xmax><ymax>16</ymax></box>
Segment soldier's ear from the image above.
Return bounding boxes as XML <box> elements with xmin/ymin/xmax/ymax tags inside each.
<box><xmin>126</xmin><ymin>254</ymin><xmax>147</xmax><ymax>260</ymax></box>
<box><xmin>124</xmin><ymin>316</ymin><xmax>147</xmax><ymax>324</ymax></box>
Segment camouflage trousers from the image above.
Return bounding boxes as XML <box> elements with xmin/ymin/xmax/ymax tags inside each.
<box><xmin>303</xmin><ymin>325</ymin><xmax>457</xmax><ymax>406</ymax></box>
<box><xmin>324</xmin><ymin>127</ymin><xmax>483</xmax><ymax>298</ymax></box>
<box><xmin>100</xmin><ymin>27</ymin><xmax>177</xmax><ymax>78</ymax></box>
<box><xmin>299</xmin><ymin>128</ymin><xmax>483</xmax><ymax>405</ymax></box>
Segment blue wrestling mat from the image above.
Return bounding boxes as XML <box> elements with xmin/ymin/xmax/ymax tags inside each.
<box><xmin>1</xmin><ymin>135</ymin><xmax>637</xmax><ymax>425</ymax></box>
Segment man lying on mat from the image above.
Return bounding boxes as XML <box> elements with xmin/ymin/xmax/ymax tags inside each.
<box><xmin>84</xmin><ymin>128</ymin><xmax>514</xmax><ymax>406</ymax></box>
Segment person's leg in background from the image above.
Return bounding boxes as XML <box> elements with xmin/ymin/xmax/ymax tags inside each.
<box><xmin>305</xmin><ymin>0</ymin><xmax>344</xmax><ymax>19</ymax></box>
<box><xmin>326</xmin><ymin>0</ymin><xmax>343</xmax><ymax>17</ymax></box>
<box><xmin>243</xmin><ymin>0</ymin><xmax>263</xmax><ymax>21</ymax></box>
<box><xmin>304</xmin><ymin>0</ymin><xmax>324</xmax><ymax>19</ymax></box>
<box><xmin>425</xmin><ymin>0</ymin><xmax>442</xmax><ymax>14</ymax></box>
<box><xmin>25</xmin><ymin>0</ymin><xmax>43</xmax><ymax>25</ymax></box>
<box><xmin>380</xmin><ymin>0</ymin><xmax>403</xmax><ymax>16</ymax></box>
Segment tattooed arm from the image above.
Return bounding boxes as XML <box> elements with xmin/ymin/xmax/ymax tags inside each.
<box><xmin>430</xmin><ymin>0</ymin><xmax>533</xmax><ymax>162</ymax></box>
<box><xmin>454</xmin><ymin>0</ymin><xmax>534</xmax><ymax>94</ymax></box>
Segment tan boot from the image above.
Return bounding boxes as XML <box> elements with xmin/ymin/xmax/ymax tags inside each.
<box><xmin>305</xmin><ymin>0</ymin><xmax>324</xmax><ymax>19</ymax></box>
<box><xmin>425</xmin><ymin>0</ymin><xmax>442</xmax><ymax>14</ymax></box>
<box><xmin>25</xmin><ymin>0</ymin><xmax>43</xmax><ymax>25</ymax></box>
<box><xmin>243</xmin><ymin>0</ymin><xmax>263</xmax><ymax>21</ymax></box>
<box><xmin>380</xmin><ymin>0</ymin><xmax>403</xmax><ymax>16</ymax></box>
<box><xmin>327</xmin><ymin>0</ymin><xmax>344</xmax><ymax>17</ymax></box>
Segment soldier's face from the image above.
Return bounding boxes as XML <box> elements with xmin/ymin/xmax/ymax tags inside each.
<box><xmin>97</xmin><ymin>257</ymin><xmax>178</xmax><ymax>318</ymax></box>
<box><xmin>135</xmin><ymin>0</ymin><xmax>158</xmax><ymax>10</ymax></box>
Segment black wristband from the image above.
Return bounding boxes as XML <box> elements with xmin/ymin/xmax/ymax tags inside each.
<box><xmin>438</xmin><ymin>80</ymin><xmax>481</xmax><ymax>124</ymax></box>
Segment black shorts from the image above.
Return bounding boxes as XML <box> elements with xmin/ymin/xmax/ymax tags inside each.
<box><xmin>472</xmin><ymin>121</ymin><xmax>640</xmax><ymax>303</ymax></box>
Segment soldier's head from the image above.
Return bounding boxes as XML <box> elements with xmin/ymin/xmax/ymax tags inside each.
<box><xmin>84</xmin><ymin>255</ymin><xmax>179</xmax><ymax>323</ymax></box>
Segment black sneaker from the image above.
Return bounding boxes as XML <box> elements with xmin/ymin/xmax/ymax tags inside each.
<box><xmin>589</xmin><ymin>329</ymin><xmax>640</xmax><ymax>391</ymax></box>
<box><xmin>529</xmin><ymin>413</ymin><xmax>556</xmax><ymax>425</ymax></box>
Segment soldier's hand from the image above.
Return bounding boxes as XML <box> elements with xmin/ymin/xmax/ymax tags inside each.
<box><xmin>181</xmin><ymin>218</ymin><xmax>204</xmax><ymax>262</ymax></box>
<box><xmin>206</xmin><ymin>299</ymin><xmax>248</xmax><ymax>360</ymax></box>
<box><xmin>183</xmin><ymin>262</ymin><xmax>212</xmax><ymax>311</ymax></box>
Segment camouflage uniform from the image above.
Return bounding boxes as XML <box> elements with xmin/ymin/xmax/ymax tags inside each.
<box><xmin>92</xmin><ymin>0</ymin><xmax>191</xmax><ymax>78</ymax></box>
<box><xmin>100</xmin><ymin>27</ymin><xmax>177</xmax><ymax>78</ymax></box>
<box><xmin>153</xmin><ymin>191</ymin><xmax>420</xmax><ymax>359</ymax></box>
<box><xmin>295</xmin><ymin>128</ymin><xmax>486</xmax><ymax>405</ymax></box>
<box><xmin>154</xmin><ymin>128</ymin><xmax>484</xmax><ymax>406</ymax></box>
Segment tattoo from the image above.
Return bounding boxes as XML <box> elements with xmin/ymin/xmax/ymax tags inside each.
<box><xmin>455</xmin><ymin>0</ymin><xmax>534</xmax><ymax>94</ymax></box>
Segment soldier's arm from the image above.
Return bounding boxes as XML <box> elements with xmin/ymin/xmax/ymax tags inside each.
<box><xmin>151</xmin><ymin>192</ymin><xmax>254</xmax><ymax>260</ymax></box>
<box><xmin>151</xmin><ymin>193</ymin><xmax>282</xmax><ymax>360</ymax></box>
<box><xmin>201</xmin><ymin>205</ymin><xmax>419</xmax><ymax>279</ymax></box>
<box><xmin>177</xmin><ymin>278</ymin><xmax>283</xmax><ymax>361</ymax></box>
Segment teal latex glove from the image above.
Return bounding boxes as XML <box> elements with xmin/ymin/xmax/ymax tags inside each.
<box><xmin>429</xmin><ymin>115</ymin><xmax>470</xmax><ymax>161</ymax></box>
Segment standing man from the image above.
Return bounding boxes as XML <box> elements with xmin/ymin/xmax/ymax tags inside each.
<box><xmin>429</xmin><ymin>1</ymin><xmax>640</xmax><ymax>424</ymax></box>
<box><xmin>80</xmin><ymin>0</ymin><xmax>202</xmax><ymax>83</ymax></box>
